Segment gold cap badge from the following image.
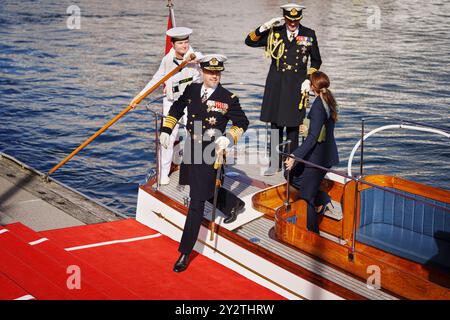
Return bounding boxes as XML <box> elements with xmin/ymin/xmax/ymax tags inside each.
<box><xmin>210</xmin><ymin>58</ymin><xmax>219</xmax><ymax>66</ymax></box>
<box><xmin>290</xmin><ymin>8</ymin><xmax>298</xmax><ymax>15</ymax></box>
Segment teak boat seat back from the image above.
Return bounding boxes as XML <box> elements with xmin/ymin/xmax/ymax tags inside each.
<box><xmin>252</xmin><ymin>179</ymin><xmax>344</xmax><ymax>221</ymax></box>
<box><xmin>357</xmin><ymin>180</ymin><xmax>450</xmax><ymax>271</ymax></box>
<box><xmin>273</xmin><ymin>175</ymin><xmax>450</xmax><ymax>299</ymax></box>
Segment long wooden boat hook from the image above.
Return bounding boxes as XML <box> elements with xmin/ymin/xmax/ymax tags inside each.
<box><xmin>45</xmin><ymin>53</ymin><xmax>196</xmax><ymax>179</ymax></box>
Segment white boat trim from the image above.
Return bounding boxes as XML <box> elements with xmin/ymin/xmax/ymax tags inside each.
<box><xmin>136</xmin><ymin>187</ymin><xmax>344</xmax><ymax>300</ymax></box>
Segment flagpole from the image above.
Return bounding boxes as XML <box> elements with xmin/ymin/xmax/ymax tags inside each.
<box><xmin>167</xmin><ymin>0</ymin><xmax>176</xmax><ymax>28</ymax></box>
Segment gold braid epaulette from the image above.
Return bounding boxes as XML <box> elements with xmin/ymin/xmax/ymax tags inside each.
<box><xmin>249</xmin><ymin>30</ymin><xmax>260</xmax><ymax>42</ymax></box>
<box><xmin>307</xmin><ymin>67</ymin><xmax>318</xmax><ymax>75</ymax></box>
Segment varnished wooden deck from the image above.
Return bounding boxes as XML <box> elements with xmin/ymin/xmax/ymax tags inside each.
<box><xmin>156</xmin><ymin>166</ymin><xmax>398</xmax><ymax>300</ymax></box>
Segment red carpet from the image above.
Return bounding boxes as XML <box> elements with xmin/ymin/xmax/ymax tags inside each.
<box><xmin>6</xmin><ymin>223</ymin><xmax>140</xmax><ymax>299</ymax></box>
<box><xmin>0</xmin><ymin>219</ymin><xmax>285</xmax><ymax>300</ymax></box>
<box><xmin>0</xmin><ymin>226</ymin><xmax>106</xmax><ymax>299</ymax></box>
<box><xmin>0</xmin><ymin>271</ymin><xmax>30</xmax><ymax>300</ymax></box>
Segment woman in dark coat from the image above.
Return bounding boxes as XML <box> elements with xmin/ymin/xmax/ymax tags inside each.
<box><xmin>284</xmin><ymin>71</ymin><xmax>339</xmax><ymax>233</ymax></box>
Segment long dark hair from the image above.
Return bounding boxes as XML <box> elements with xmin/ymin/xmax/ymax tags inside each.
<box><xmin>310</xmin><ymin>71</ymin><xmax>338</xmax><ymax>122</ymax></box>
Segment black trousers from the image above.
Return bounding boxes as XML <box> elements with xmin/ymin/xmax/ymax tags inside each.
<box><xmin>269</xmin><ymin>123</ymin><xmax>299</xmax><ymax>169</ymax></box>
<box><xmin>288</xmin><ymin>164</ymin><xmax>330</xmax><ymax>233</ymax></box>
<box><xmin>179</xmin><ymin>199</ymin><xmax>205</xmax><ymax>255</ymax></box>
<box><xmin>178</xmin><ymin>189</ymin><xmax>244</xmax><ymax>255</ymax></box>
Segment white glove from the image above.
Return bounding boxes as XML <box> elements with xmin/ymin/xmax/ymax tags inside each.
<box><xmin>260</xmin><ymin>17</ymin><xmax>285</xmax><ymax>33</ymax></box>
<box><xmin>215</xmin><ymin>136</ymin><xmax>230</xmax><ymax>152</ymax></box>
<box><xmin>160</xmin><ymin>132</ymin><xmax>170</xmax><ymax>149</ymax></box>
<box><xmin>301</xmin><ymin>79</ymin><xmax>311</xmax><ymax>93</ymax></box>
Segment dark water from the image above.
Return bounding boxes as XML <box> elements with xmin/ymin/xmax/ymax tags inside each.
<box><xmin>1</xmin><ymin>0</ymin><xmax>449</xmax><ymax>216</ymax></box>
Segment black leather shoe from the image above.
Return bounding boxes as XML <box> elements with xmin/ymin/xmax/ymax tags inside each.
<box><xmin>173</xmin><ymin>253</ymin><xmax>190</xmax><ymax>273</ymax></box>
<box><xmin>224</xmin><ymin>202</ymin><xmax>245</xmax><ymax>224</ymax></box>
<box><xmin>316</xmin><ymin>200</ymin><xmax>334</xmax><ymax>216</ymax></box>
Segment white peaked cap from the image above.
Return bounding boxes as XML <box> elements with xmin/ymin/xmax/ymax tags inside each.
<box><xmin>199</xmin><ymin>54</ymin><xmax>228</xmax><ymax>63</ymax></box>
<box><xmin>166</xmin><ymin>27</ymin><xmax>193</xmax><ymax>40</ymax></box>
<box><xmin>280</xmin><ymin>3</ymin><xmax>306</xmax><ymax>11</ymax></box>
<box><xmin>199</xmin><ymin>54</ymin><xmax>228</xmax><ymax>71</ymax></box>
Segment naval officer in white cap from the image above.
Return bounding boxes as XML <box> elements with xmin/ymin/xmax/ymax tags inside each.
<box><xmin>245</xmin><ymin>3</ymin><xmax>322</xmax><ymax>176</ymax></box>
<box><xmin>131</xmin><ymin>27</ymin><xmax>202</xmax><ymax>185</ymax></box>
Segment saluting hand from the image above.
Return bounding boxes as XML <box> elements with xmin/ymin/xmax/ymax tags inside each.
<box><xmin>260</xmin><ymin>17</ymin><xmax>285</xmax><ymax>32</ymax></box>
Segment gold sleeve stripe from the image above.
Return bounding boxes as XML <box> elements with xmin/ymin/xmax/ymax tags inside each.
<box><xmin>166</xmin><ymin>116</ymin><xmax>177</xmax><ymax>123</ymax></box>
<box><xmin>163</xmin><ymin>120</ymin><xmax>175</xmax><ymax>129</ymax></box>
<box><xmin>307</xmin><ymin>67</ymin><xmax>318</xmax><ymax>75</ymax></box>
<box><xmin>164</xmin><ymin>119</ymin><xmax>177</xmax><ymax>126</ymax></box>
<box><xmin>249</xmin><ymin>30</ymin><xmax>260</xmax><ymax>42</ymax></box>
<box><xmin>229</xmin><ymin>126</ymin><xmax>244</xmax><ymax>144</ymax></box>
<box><xmin>163</xmin><ymin>116</ymin><xmax>178</xmax><ymax>129</ymax></box>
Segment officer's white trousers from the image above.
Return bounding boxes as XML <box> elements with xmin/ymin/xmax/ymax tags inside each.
<box><xmin>159</xmin><ymin>97</ymin><xmax>186</xmax><ymax>179</ymax></box>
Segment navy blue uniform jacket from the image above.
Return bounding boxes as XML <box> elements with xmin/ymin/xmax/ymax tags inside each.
<box><xmin>161</xmin><ymin>83</ymin><xmax>249</xmax><ymax>200</ymax></box>
<box><xmin>245</xmin><ymin>24</ymin><xmax>322</xmax><ymax>127</ymax></box>
<box><xmin>293</xmin><ymin>97</ymin><xmax>339</xmax><ymax>168</ymax></box>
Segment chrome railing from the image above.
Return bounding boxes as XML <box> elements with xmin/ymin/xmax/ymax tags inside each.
<box><xmin>276</xmin><ymin>140</ymin><xmax>292</xmax><ymax>212</ymax></box>
<box><xmin>350</xmin><ymin>116</ymin><xmax>450</xmax><ymax>177</ymax></box>
<box><xmin>143</xmin><ymin>97</ymin><xmax>189</xmax><ymax>190</ymax></box>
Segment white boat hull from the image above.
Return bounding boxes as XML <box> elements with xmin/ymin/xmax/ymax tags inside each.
<box><xmin>136</xmin><ymin>187</ymin><xmax>343</xmax><ymax>300</ymax></box>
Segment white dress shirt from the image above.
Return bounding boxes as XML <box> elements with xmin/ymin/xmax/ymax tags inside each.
<box><xmin>200</xmin><ymin>84</ymin><xmax>218</xmax><ymax>101</ymax></box>
<box><xmin>286</xmin><ymin>27</ymin><xmax>299</xmax><ymax>41</ymax></box>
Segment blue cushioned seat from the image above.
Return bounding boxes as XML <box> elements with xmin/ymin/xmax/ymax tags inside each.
<box><xmin>357</xmin><ymin>223</ymin><xmax>450</xmax><ymax>268</ymax></box>
<box><xmin>357</xmin><ymin>187</ymin><xmax>450</xmax><ymax>270</ymax></box>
